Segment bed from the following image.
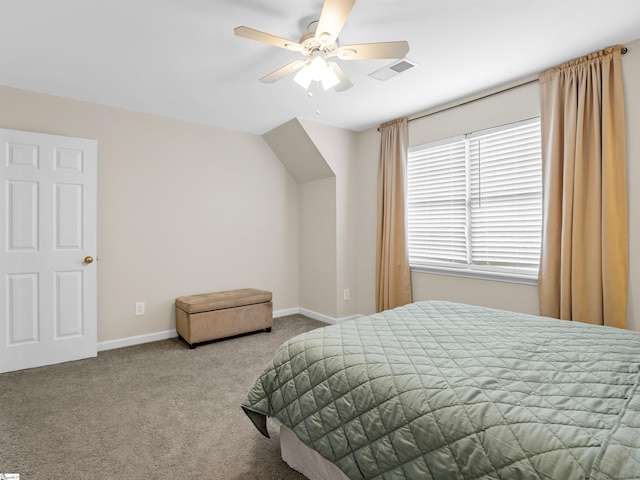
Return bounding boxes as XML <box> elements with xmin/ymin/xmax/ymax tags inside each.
<box><xmin>242</xmin><ymin>301</ymin><xmax>640</xmax><ymax>479</ymax></box>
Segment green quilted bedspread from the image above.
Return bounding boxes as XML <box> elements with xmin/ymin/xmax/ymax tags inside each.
<box><xmin>242</xmin><ymin>301</ymin><xmax>640</xmax><ymax>479</ymax></box>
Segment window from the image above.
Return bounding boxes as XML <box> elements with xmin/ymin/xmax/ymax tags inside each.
<box><xmin>407</xmin><ymin>117</ymin><xmax>542</xmax><ymax>281</ymax></box>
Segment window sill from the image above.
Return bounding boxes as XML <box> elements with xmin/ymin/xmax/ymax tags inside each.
<box><xmin>410</xmin><ymin>265</ymin><xmax>538</xmax><ymax>286</ymax></box>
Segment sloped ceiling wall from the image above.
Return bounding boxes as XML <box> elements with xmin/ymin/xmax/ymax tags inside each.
<box><xmin>262</xmin><ymin>118</ymin><xmax>335</xmax><ymax>184</ymax></box>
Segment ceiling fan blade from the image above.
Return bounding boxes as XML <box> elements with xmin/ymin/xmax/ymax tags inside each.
<box><xmin>328</xmin><ymin>62</ymin><xmax>353</xmax><ymax>92</ymax></box>
<box><xmin>259</xmin><ymin>60</ymin><xmax>306</xmax><ymax>83</ymax></box>
<box><xmin>337</xmin><ymin>41</ymin><xmax>409</xmax><ymax>60</ymax></box>
<box><xmin>234</xmin><ymin>26</ymin><xmax>303</xmax><ymax>52</ymax></box>
<box><xmin>315</xmin><ymin>0</ymin><xmax>355</xmax><ymax>44</ymax></box>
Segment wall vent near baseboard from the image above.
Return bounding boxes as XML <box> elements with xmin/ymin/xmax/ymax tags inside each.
<box><xmin>369</xmin><ymin>58</ymin><xmax>418</xmax><ymax>81</ymax></box>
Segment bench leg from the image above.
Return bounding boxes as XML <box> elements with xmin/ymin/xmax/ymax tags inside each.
<box><xmin>266</xmin><ymin>327</ymin><xmax>272</xmax><ymax>333</ymax></box>
<box><xmin>178</xmin><ymin>333</ymin><xmax>196</xmax><ymax>349</ymax></box>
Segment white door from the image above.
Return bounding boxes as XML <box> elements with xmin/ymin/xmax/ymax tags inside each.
<box><xmin>0</xmin><ymin>129</ymin><xmax>97</xmax><ymax>373</ymax></box>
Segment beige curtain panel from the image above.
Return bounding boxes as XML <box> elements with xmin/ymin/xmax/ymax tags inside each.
<box><xmin>376</xmin><ymin>117</ymin><xmax>412</xmax><ymax>312</ymax></box>
<box><xmin>538</xmin><ymin>45</ymin><xmax>628</xmax><ymax>328</ymax></box>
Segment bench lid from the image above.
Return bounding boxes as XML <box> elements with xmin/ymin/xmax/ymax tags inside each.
<box><xmin>175</xmin><ymin>288</ymin><xmax>272</xmax><ymax>313</ymax></box>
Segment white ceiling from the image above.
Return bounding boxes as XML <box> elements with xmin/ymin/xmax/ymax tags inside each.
<box><xmin>1</xmin><ymin>1</ymin><xmax>640</xmax><ymax>135</ymax></box>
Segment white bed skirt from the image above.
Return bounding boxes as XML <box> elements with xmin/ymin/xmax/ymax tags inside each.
<box><xmin>279</xmin><ymin>424</ymin><xmax>350</xmax><ymax>480</ymax></box>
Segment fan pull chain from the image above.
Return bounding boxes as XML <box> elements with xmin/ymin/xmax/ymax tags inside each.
<box><xmin>302</xmin><ymin>80</ymin><xmax>328</xmax><ymax>115</ymax></box>
<box><xmin>306</xmin><ymin>82</ymin><xmax>323</xmax><ymax>115</ymax></box>
<box><xmin>315</xmin><ymin>81</ymin><xmax>321</xmax><ymax>115</ymax></box>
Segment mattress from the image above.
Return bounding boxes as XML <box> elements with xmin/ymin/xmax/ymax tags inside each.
<box><xmin>242</xmin><ymin>301</ymin><xmax>640</xmax><ymax>479</ymax></box>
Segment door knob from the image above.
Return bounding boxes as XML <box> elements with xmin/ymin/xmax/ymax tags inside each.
<box><xmin>84</xmin><ymin>256</ymin><xmax>94</xmax><ymax>264</ymax></box>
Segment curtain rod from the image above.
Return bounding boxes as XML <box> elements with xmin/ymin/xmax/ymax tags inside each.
<box><xmin>378</xmin><ymin>46</ymin><xmax>629</xmax><ymax>129</ymax></box>
<box><xmin>376</xmin><ymin>76</ymin><xmax>536</xmax><ymax>131</ymax></box>
<box><xmin>408</xmin><ymin>76</ymin><xmax>539</xmax><ymax>124</ymax></box>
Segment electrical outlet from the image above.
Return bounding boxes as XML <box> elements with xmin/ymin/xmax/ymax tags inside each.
<box><xmin>135</xmin><ymin>302</ymin><xmax>145</xmax><ymax>316</ymax></box>
<box><xmin>343</xmin><ymin>289</ymin><xmax>350</xmax><ymax>301</ymax></box>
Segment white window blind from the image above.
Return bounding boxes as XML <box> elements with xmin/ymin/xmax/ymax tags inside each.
<box><xmin>407</xmin><ymin>117</ymin><xmax>542</xmax><ymax>279</ymax></box>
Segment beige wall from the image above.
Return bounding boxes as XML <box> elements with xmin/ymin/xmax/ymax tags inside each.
<box><xmin>264</xmin><ymin>118</ymin><xmax>359</xmax><ymax>321</ymax></box>
<box><xmin>299</xmin><ymin>120</ymin><xmax>359</xmax><ymax>319</ymax></box>
<box><xmin>355</xmin><ymin>127</ymin><xmax>380</xmax><ymax>315</ymax></box>
<box><xmin>623</xmin><ymin>38</ymin><xmax>640</xmax><ymax>332</ymax></box>
<box><xmin>353</xmin><ymin>37</ymin><xmax>640</xmax><ymax>332</ymax></box>
<box><xmin>0</xmin><ymin>86</ymin><xmax>300</xmax><ymax>343</ymax></box>
<box><xmin>299</xmin><ymin>177</ymin><xmax>337</xmax><ymax>317</ymax></box>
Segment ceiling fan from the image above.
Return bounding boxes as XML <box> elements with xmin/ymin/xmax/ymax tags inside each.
<box><xmin>234</xmin><ymin>0</ymin><xmax>409</xmax><ymax>92</ymax></box>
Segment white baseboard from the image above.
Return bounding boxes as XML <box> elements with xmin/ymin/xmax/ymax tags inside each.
<box><xmin>281</xmin><ymin>307</ymin><xmax>360</xmax><ymax>325</ymax></box>
<box><xmin>98</xmin><ymin>330</ymin><xmax>178</xmax><ymax>352</ymax></box>
<box><xmin>299</xmin><ymin>308</ymin><xmax>338</xmax><ymax>324</ymax></box>
<box><xmin>273</xmin><ymin>307</ymin><xmax>300</xmax><ymax>318</ymax></box>
<box><xmin>98</xmin><ymin>309</ymin><xmax>359</xmax><ymax>352</ymax></box>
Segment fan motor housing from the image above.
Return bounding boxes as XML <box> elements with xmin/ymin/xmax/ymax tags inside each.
<box><xmin>299</xmin><ymin>24</ymin><xmax>338</xmax><ymax>56</ymax></box>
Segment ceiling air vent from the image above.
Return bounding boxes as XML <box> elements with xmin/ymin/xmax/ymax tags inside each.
<box><xmin>369</xmin><ymin>58</ymin><xmax>418</xmax><ymax>81</ymax></box>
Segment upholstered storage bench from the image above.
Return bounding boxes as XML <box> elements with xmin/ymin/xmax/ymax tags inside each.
<box><xmin>175</xmin><ymin>288</ymin><xmax>272</xmax><ymax>348</ymax></box>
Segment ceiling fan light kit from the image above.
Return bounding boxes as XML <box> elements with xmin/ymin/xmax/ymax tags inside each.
<box><xmin>293</xmin><ymin>65</ymin><xmax>313</xmax><ymax>90</ymax></box>
<box><xmin>294</xmin><ymin>55</ymin><xmax>341</xmax><ymax>90</ymax></box>
<box><xmin>234</xmin><ymin>0</ymin><xmax>409</xmax><ymax>92</ymax></box>
<box><xmin>321</xmin><ymin>64</ymin><xmax>340</xmax><ymax>90</ymax></box>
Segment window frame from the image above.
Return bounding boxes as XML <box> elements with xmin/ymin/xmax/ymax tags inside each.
<box><xmin>406</xmin><ymin>116</ymin><xmax>542</xmax><ymax>285</ymax></box>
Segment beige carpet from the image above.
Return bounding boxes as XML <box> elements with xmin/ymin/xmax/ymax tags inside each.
<box><xmin>0</xmin><ymin>314</ymin><xmax>327</xmax><ymax>479</ymax></box>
